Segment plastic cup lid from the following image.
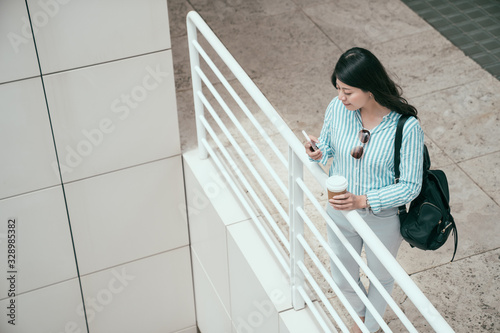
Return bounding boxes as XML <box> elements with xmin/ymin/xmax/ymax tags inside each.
<box><xmin>325</xmin><ymin>175</ymin><xmax>348</xmax><ymax>191</ymax></box>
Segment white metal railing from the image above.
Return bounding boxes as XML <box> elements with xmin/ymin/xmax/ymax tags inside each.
<box><xmin>186</xmin><ymin>11</ymin><xmax>454</xmax><ymax>333</ymax></box>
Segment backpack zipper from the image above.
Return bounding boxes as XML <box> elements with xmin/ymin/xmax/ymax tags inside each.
<box><xmin>419</xmin><ymin>202</ymin><xmax>440</xmax><ymax>215</ymax></box>
<box><xmin>441</xmin><ymin>221</ymin><xmax>453</xmax><ymax>233</ymax></box>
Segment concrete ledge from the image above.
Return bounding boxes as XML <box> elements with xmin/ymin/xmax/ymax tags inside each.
<box><xmin>279</xmin><ymin>302</ymin><xmax>336</xmax><ymax>333</ymax></box>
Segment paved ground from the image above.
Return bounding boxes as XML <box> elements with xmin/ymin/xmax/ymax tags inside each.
<box><xmin>168</xmin><ymin>0</ymin><xmax>500</xmax><ymax>331</ymax></box>
<box><xmin>401</xmin><ymin>0</ymin><xmax>500</xmax><ymax>81</ymax></box>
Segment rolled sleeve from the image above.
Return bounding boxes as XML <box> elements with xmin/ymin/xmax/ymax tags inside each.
<box><xmin>366</xmin><ymin>190</ymin><xmax>383</xmax><ymax>213</ymax></box>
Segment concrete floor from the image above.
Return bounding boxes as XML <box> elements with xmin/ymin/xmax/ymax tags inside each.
<box><xmin>168</xmin><ymin>0</ymin><xmax>500</xmax><ymax>331</ymax></box>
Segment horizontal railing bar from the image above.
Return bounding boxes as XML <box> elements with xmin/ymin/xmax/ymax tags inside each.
<box><xmin>200</xmin><ymin>115</ymin><xmax>290</xmax><ymax>251</ymax></box>
<box><xmin>299</xmin><ymin>212</ymin><xmax>417</xmax><ymax>332</ymax></box>
<box><xmin>296</xmin><ymin>181</ymin><xmax>392</xmax><ymax>331</ymax></box>
<box><xmin>192</xmin><ymin>39</ymin><xmax>289</xmax><ymax>170</ymax></box>
<box><xmin>193</xmin><ymin>63</ymin><xmax>289</xmax><ymax>199</ymax></box>
<box><xmin>194</xmin><ymin>65</ymin><xmax>289</xmax><ymax>198</ymax></box>
<box><xmin>297</xmin><ymin>286</ymin><xmax>332</xmax><ymax>333</ymax></box>
<box><xmin>296</xmin><ymin>259</ymin><xmax>347</xmax><ymax>333</ymax></box>
<box><xmin>201</xmin><ymin>138</ymin><xmax>291</xmax><ymax>275</ymax></box>
<box><xmin>342</xmin><ymin>210</ymin><xmax>454</xmax><ymax>333</ymax></box>
<box><xmin>197</xmin><ymin>88</ymin><xmax>290</xmax><ymax>226</ymax></box>
<box><xmin>297</xmin><ymin>180</ymin><xmax>420</xmax><ymax>332</ymax></box>
<box><xmin>295</xmin><ymin>221</ymin><xmax>373</xmax><ymax>333</ymax></box>
<box><xmin>187</xmin><ymin>11</ymin><xmax>327</xmax><ymax>187</ymax></box>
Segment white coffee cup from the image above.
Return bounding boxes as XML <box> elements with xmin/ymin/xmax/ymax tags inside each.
<box><xmin>326</xmin><ymin>175</ymin><xmax>348</xmax><ymax>200</ymax></box>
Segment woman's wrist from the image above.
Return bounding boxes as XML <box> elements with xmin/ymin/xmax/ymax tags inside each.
<box><xmin>364</xmin><ymin>194</ymin><xmax>370</xmax><ymax>209</ymax></box>
<box><xmin>354</xmin><ymin>195</ymin><xmax>368</xmax><ymax>209</ymax></box>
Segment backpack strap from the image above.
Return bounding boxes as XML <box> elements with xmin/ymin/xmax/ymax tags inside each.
<box><xmin>451</xmin><ymin>219</ymin><xmax>458</xmax><ymax>262</ymax></box>
<box><xmin>394</xmin><ymin>114</ymin><xmax>409</xmax><ymax>183</ymax></box>
<box><xmin>394</xmin><ymin>115</ymin><xmax>410</xmax><ymax>215</ymax></box>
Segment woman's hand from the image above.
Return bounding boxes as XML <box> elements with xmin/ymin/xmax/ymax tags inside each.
<box><xmin>305</xmin><ymin>135</ymin><xmax>322</xmax><ymax>160</ymax></box>
<box><xmin>329</xmin><ymin>192</ymin><xmax>368</xmax><ymax>211</ymax></box>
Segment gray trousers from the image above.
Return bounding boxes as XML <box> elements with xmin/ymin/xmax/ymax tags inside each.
<box><xmin>326</xmin><ymin>206</ymin><xmax>403</xmax><ymax>332</ymax></box>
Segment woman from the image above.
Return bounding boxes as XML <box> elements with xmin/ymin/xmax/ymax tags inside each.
<box><xmin>305</xmin><ymin>47</ymin><xmax>424</xmax><ymax>333</ymax></box>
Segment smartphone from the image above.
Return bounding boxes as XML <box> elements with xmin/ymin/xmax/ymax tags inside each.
<box><xmin>302</xmin><ymin>130</ymin><xmax>318</xmax><ymax>152</ymax></box>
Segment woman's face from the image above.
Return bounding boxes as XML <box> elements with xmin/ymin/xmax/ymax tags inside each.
<box><xmin>335</xmin><ymin>79</ymin><xmax>371</xmax><ymax>111</ymax></box>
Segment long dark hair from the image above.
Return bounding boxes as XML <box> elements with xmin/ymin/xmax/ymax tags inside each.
<box><xmin>331</xmin><ymin>47</ymin><xmax>418</xmax><ymax>118</ymax></box>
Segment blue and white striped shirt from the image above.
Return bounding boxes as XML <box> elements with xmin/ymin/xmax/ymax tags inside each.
<box><xmin>315</xmin><ymin>97</ymin><xmax>424</xmax><ymax>213</ymax></box>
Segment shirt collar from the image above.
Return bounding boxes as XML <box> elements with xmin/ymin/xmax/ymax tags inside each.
<box><xmin>355</xmin><ymin>110</ymin><xmax>400</xmax><ymax>131</ymax></box>
<box><xmin>385</xmin><ymin>110</ymin><xmax>400</xmax><ymax>123</ymax></box>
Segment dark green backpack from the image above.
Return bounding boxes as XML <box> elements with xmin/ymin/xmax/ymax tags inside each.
<box><xmin>394</xmin><ymin>115</ymin><xmax>458</xmax><ymax>261</ymax></box>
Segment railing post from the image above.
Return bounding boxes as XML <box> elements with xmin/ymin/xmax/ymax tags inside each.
<box><xmin>289</xmin><ymin>147</ymin><xmax>305</xmax><ymax>310</ymax></box>
<box><xmin>187</xmin><ymin>13</ymin><xmax>208</xmax><ymax>159</ymax></box>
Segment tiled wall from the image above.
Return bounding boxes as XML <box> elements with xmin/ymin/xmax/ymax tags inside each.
<box><xmin>0</xmin><ymin>1</ymin><xmax>195</xmax><ymax>332</ymax></box>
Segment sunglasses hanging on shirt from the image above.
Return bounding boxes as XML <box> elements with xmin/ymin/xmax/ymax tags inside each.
<box><xmin>351</xmin><ymin>129</ymin><xmax>371</xmax><ymax>159</ymax></box>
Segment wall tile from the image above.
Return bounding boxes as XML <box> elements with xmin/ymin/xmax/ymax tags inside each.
<box><xmin>28</xmin><ymin>0</ymin><xmax>171</xmax><ymax>74</ymax></box>
<box><xmin>65</xmin><ymin>157</ymin><xmax>188</xmax><ymax>275</ymax></box>
<box><xmin>173</xmin><ymin>326</ymin><xmax>198</xmax><ymax>333</ymax></box>
<box><xmin>191</xmin><ymin>251</ymin><xmax>232</xmax><ymax>333</ymax></box>
<box><xmin>0</xmin><ymin>1</ymin><xmax>39</xmax><ymax>84</ymax></box>
<box><xmin>184</xmin><ymin>150</ymin><xmax>245</xmax><ymax>312</ymax></box>
<box><xmin>0</xmin><ymin>278</ymin><xmax>87</xmax><ymax>333</ymax></box>
<box><xmin>0</xmin><ymin>186</ymin><xmax>77</xmax><ymax>297</ymax></box>
<box><xmin>0</xmin><ymin>78</ymin><xmax>60</xmax><ymax>200</ymax></box>
<box><xmin>227</xmin><ymin>224</ymin><xmax>280</xmax><ymax>333</ymax></box>
<box><xmin>279</xmin><ymin>302</ymin><xmax>337</xmax><ymax>333</ymax></box>
<box><xmin>44</xmin><ymin>50</ymin><xmax>180</xmax><ymax>182</ymax></box>
<box><xmin>81</xmin><ymin>248</ymin><xmax>196</xmax><ymax>333</ymax></box>
<box><xmin>228</xmin><ymin>220</ymin><xmax>293</xmax><ymax>312</ymax></box>
<box><xmin>279</xmin><ymin>315</ymin><xmax>291</xmax><ymax>333</ymax></box>
<box><xmin>189</xmin><ymin>213</ymin><xmax>231</xmax><ymax>314</ymax></box>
